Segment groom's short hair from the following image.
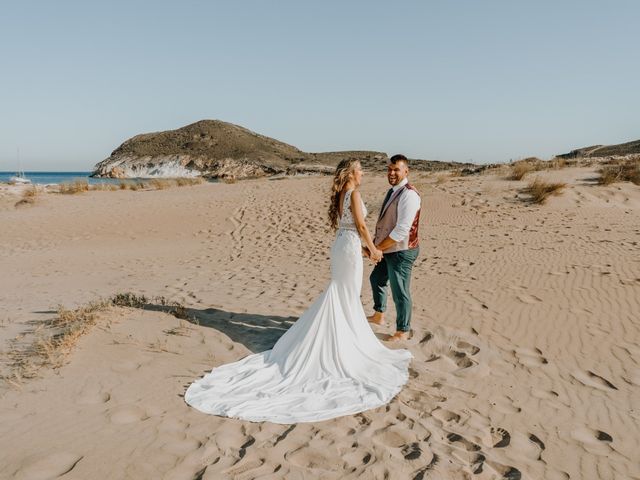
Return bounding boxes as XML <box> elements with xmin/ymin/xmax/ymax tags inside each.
<box><xmin>389</xmin><ymin>154</ymin><xmax>409</xmax><ymax>166</ymax></box>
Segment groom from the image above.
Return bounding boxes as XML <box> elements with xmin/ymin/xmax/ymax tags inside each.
<box><xmin>366</xmin><ymin>154</ymin><xmax>421</xmax><ymax>341</ymax></box>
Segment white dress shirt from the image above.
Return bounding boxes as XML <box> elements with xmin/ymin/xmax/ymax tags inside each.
<box><xmin>387</xmin><ymin>178</ymin><xmax>421</xmax><ymax>243</ymax></box>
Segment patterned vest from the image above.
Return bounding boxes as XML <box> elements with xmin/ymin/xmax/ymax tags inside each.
<box><xmin>374</xmin><ymin>183</ymin><xmax>421</xmax><ymax>253</ymax></box>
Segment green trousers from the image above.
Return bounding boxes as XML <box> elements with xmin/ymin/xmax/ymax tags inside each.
<box><xmin>369</xmin><ymin>247</ymin><xmax>419</xmax><ymax>332</ymax></box>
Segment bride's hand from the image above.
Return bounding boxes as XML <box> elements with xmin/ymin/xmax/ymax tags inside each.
<box><xmin>371</xmin><ymin>248</ymin><xmax>383</xmax><ymax>263</ymax></box>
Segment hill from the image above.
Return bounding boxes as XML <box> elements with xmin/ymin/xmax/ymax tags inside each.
<box><xmin>558</xmin><ymin>139</ymin><xmax>640</xmax><ymax>158</ymax></box>
<box><xmin>92</xmin><ymin>120</ymin><xmax>473</xmax><ymax>179</ymax></box>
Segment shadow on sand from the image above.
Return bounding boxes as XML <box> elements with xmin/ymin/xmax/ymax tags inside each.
<box><xmin>144</xmin><ymin>303</ymin><xmax>298</xmax><ymax>353</ymax></box>
<box><xmin>142</xmin><ymin>302</ymin><xmax>391</xmax><ymax>355</ymax></box>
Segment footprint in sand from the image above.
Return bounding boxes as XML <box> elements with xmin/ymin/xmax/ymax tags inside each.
<box><xmin>198</xmin><ymin>442</ymin><xmax>222</xmax><ymax>468</ymax></box>
<box><xmin>431</xmin><ymin>407</ymin><xmax>461</xmax><ymax>424</ymax></box>
<box><xmin>492</xmin><ymin>430</ymin><xmax>544</xmax><ymax>463</ymax></box>
<box><xmin>221</xmin><ymin>458</ymin><xmax>276</xmax><ymax>480</ymax></box>
<box><xmin>520</xmin><ymin>433</ymin><xmax>546</xmax><ymax>461</ymax></box>
<box><xmin>513</xmin><ymin>347</ymin><xmax>548</xmax><ymax>368</ymax></box>
<box><xmin>110</xmin><ymin>360</ymin><xmax>141</xmax><ymax>373</ymax></box>
<box><xmin>157</xmin><ymin>417</ymin><xmax>188</xmax><ymax>434</ymax></box>
<box><xmin>451</xmin><ymin>449</ymin><xmax>486</xmax><ymax>471</ymax></box>
<box><xmin>108</xmin><ymin>405</ymin><xmax>149</xmax><ymax>424</ymax></box>
<box><xmin>399</xmin><ymin>388</ymin><xmax>444</xmax><ymax>411</ymax></box>
<box><xmin>482</xmin><ymin>459</ymin><xmax>522</xmax><ymax>480</ymax></box>
<box><xmin>401</xmin><ymin>442</ymin><xmax>420</xmax><ymax>460</ymax></box>
<box><xmin>15</xmin><ymin>452</ymin><xmax>83</xmax><ymax>480</ymax></box>
<box><xmin>571</xmin><ymin>426</ymin><xmax>613</xmax><ymax>444</ymax></box>
<box><xmin>444</xmin><ymin>349</ymin><xmax>477</xmax><ymax>370</ymax></box>
<box><xmin>571</xmin><ymin>426</ymin><xmax>614</xmax><ymax>456</ymax></box>
<box><xmin>481</xmin><ymin>427</ymin><xmax>511</xmax><ymax>448</ymax></box>
<box><xmin>491</xmin><ymin>395</ymin><xmax>522</xmax><ymax>415</ymax></box>
<box><xmin>456</xmin><ymin>340</ymin><xmax>480</xmax><ymax>355</ymax></box>
<box><xmin>446</xmin><ymin>430</ymin><xmax>480</xmax><ymax>450</ymax></box>
<box><xmin>401</xmin><ymin>442</ymin><xmax>435</xmax><ymax>465</ymax></box>
<box><xmin>161</xmin><ymin>437</ymin><xmax>202</xmax><ymax>456</ymax></box>
<box><xmin>285</xmin><ymin>445</ymin><xmax>344</xmax><ymax>472</ymax></box>
<box><xmin>76</xmin><ymin>390</ymin><xmax>111</xmax><ymax>405</ymax></box>
<box><xmin>373</xmin><ymin>424</ymin><xmax>420</xmax><ymax>448</ymax></box>
<box><xmin>420</xmin><ymin>331</ymin><xmax>482</xmax><ymax>374</ymax></box>
<box><xmin>75</xmin><ymin>381</ymin><xmax>111</xmax><ymax>405</ymax></box>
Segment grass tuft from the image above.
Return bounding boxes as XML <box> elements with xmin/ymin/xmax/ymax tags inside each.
<box><xmin>149</xmin><ymin>178</ymin><xmax>174</xmax><ymax>189</ymax></box>
<box><xmin>597</xmin><ymin>158</ymin><xmax>640</xmax><ymax>186</ymax></box>
<box><xmin>507</xmin><ymin>161</ymin><xmax>534</xmax><ymax>180</ymax></box>
<box><xmin>91</xmin><ymin>183</ymin><xmax>119</xmax><ymax>191</ymax></box>
<box><xmin>14</xmin><ymin>185</ymin><xmax>39</xmax><ymax>208</ymax></box>
<box><xmin>59</xmin><ymin>179</ymin><xmax>90</xmax><ymax>194</ymax></box>
<box><xmin>175</xmin><ymin>177</ymin><xmax>205</xmax><ymax>186</ymax></box>
<box><xmin>110</xmin><ymin>292</ymin><xmax>148</xmax><ymax>308</ymax></box>
<box><xmin>522</xmin><ymin>178</ymin><xmax>567</xmax><ymax>204</ymax></box>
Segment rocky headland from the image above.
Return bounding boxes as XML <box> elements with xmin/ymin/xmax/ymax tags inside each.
<box><xmin>91</xmin><ymin>120</ymin><xmax>475</xmax><ymax>179</ymax></box>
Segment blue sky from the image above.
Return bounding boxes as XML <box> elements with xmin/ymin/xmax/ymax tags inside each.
<box><xmin>1</xmin><ymin>0</ymin><xmax>638</xmax><ymax>170</ymax></box>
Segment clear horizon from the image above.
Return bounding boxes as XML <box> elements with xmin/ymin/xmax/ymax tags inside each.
<box><xmin>1</xmin><ymin>1</ymin><xmax>638</xmax><ymax>171</ymax></box>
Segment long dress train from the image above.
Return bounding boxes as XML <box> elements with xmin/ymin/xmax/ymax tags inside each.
<box><xmin>184</xmin><ymin>190</ymin><xmax>413</xmax><ymax>423</ymax></box>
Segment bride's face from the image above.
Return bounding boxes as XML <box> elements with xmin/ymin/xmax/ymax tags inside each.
<box><xmin>351</xmin><ymin>164</ymin><xmax>363</xmax><ymax>186</ymax></box>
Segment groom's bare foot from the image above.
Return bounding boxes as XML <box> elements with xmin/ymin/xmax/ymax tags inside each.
<box><xmin>367</xmin><ymin>312</ymin><xmax>385</xmax><ymax>326</ymax></box>
<box><xmin>386</xmin><ymin>331</ymin><xmax>409</xmax><ymax>342</ymax></box>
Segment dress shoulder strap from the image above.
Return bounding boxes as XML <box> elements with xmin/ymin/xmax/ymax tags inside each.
<box><xmin>343</xmin><ymin>189</ymin><xmax>354</xmax><ymax>206</ymax></box>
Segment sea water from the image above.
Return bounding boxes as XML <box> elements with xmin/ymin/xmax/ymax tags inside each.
<box><xmin>0</xmin><ymin>172</ymin><xmax>122</xmax><ymax>185</ymax></box>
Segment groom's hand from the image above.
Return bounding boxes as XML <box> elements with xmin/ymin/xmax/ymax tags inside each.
<box><xmin>370</xmin><ymin>247</ymin><xmax>383</xmax><ymax>263</ymax></box>
<box><xmin>362</xmin><ymin>246</ymin><xmax>371</xmax><ymax>258</ymax></box>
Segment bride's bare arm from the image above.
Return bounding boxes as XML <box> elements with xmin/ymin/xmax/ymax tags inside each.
<box><xmin>350</xmin><ymin>190</ymin><xmax>382</xmax><ymax>259</ymax></box>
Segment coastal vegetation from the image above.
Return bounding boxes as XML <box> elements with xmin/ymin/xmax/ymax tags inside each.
<box><xmin>597</xmin><ymin>157</ymin><xmax>640</xmax><ymax>185</ymax></box>
<box><xmin>56</xmin><ymin>177</ymin><xmax>205</xmax><ymax>195</ymax></box>
<box><xmin>522</xmin><ymin>177</ymin><xmax>567</xmax><ymax>204</ymax></box>
<box><xmin>1</xmin><ymin>292</ymin><xmax>193</xmax><ymax>388</ymax></box>
<box><xmin>506</xmin><ymin>157</ymin><xmax>570</xmax><ymax>181</ymax></box>
<box><xmin>14</xmin><ymin>185</ymin><xmax>40</xmax><ymax>207</ymax></box>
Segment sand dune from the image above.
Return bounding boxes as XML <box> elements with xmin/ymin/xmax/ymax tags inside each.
<box><xmin>1</xmin><ymin>166</ymin><xmax>639</xmax><ymax>479</ymax></box>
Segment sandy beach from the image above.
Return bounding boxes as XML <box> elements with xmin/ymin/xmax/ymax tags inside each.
<box><xmin>1</xmin><ymin>166</ymin><xmax>639</xmax><ymax>479</ymax></box>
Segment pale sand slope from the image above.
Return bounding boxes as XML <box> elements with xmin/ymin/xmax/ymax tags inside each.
<box><xmin>0</xmin><ymin>167</ymin><xmax>639</xmax><ymax>479</ymax></box>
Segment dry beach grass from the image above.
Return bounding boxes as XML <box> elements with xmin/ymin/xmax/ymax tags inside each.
<box><xmin>521</xmin><ymin>178</ymin><xmax>567</xmax><ymax>205</ymax></box>
<box><xmin>597</xmin><ymin>157</ymin><xmax>640</xmax><ymax>186</ymax></box>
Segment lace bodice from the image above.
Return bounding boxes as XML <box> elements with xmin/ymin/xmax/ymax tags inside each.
<box><xmin>339</xmin><ymin>189</ymin><xmax>367</xmax><ymax>231</ymax></box>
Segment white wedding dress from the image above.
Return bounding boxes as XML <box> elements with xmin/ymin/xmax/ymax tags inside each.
<box><xmin>184</xmin><ymin>190</ymin><xmax>413</xmax><ymax>423</ymax></box>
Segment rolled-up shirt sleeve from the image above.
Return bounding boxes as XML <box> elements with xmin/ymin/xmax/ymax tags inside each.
<box><xmin>388</xmin><ymin>190</ymin><xmax>421</xmax><ymax>242</ymax></box>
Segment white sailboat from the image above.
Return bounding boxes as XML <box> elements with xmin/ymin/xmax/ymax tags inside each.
<box><xmin>9</xmin><ymin>148</ymin><xmax>31</xmax><ymax>184</ymax></box>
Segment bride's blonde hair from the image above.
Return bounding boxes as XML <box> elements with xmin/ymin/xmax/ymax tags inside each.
<box><xmin>328</xmin><ymin>159</ymin><xmax>361</xmax><ymax>230</ymax></box>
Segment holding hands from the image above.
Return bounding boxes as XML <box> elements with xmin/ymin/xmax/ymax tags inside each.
<box><xmin>363</xmin><ymin>246</ymin><xmax>383</xmax><ymax>264</ymax></box>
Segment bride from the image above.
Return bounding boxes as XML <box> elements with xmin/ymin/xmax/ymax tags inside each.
<box><xmin>184</xmin><ymin>159</ymin><xmax>413</xmax><ymax>423</ymax></box>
